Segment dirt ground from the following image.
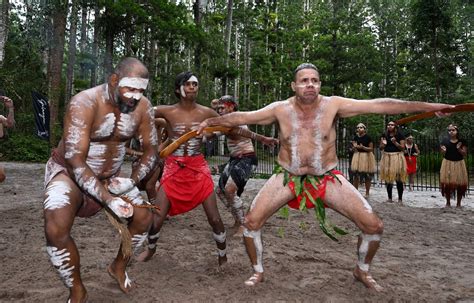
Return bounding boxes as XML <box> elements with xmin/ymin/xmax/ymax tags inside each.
<box><xmin>1</xmin><ymin>161</ymin><xmax>473</xmax><ymax>303</ymax></box>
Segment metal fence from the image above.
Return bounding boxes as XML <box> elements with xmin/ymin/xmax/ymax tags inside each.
<box><xmin>204</xmin><ymin>128</ymin><xmax>474</xmax><ymax>194</ymax></box>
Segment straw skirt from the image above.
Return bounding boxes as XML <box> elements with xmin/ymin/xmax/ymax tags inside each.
<box><xmin>440</xmin><ymin>159</ymin><xmax>468</xmax><ymax>197</ymax></box>
<box><xmin>379</xmin><ymin>151</ymin><xmax>407</xmax><ymax>183</ymax></box>
<box><xmin>351</xmin><ymin>152</ymin><xmax>376</xmax><ymax>173</ymax></box>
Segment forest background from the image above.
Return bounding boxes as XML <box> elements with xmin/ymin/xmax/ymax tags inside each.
<box><xmin>0</xmin><ymin>0</ymin><xmax>472</xmax><ymax>163</ymax></box>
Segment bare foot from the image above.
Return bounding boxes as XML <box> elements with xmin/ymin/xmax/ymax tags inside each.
<box><xmin>353</xmin><ymin>266</ymin><xmax>383</xmax><ymax>291</ymax></box>
<box><xmin>244</xmin><ymin>272</ymin><xmax>264</xmax><ymax>286</ymax></box>
<box><xmin>135</xmin><ymin>247</ymin><xmax>156</xmax><ymax>262</ymax></box>
<box><xmin>218</xmin><ymin>254</ymin><xmax>227</xmax><ymax>266</ymax></box>
<box><xmin>107</xmin><ymin>264</ymin><xmax>134</xmax><ymax>293</ymax></box>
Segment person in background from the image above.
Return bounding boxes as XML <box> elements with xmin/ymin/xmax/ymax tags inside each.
<box><xmin>0</xmin><ymin>95</ymin><xmax>15</xmax><ymax>182</ymax></box>
<box><xmin>351</xmin><ymin>123</ymin><xmax>376</xmax><ymax>198</ymax></box>
<box><xmin>404</xmin><ymin>134</ymin><xmax>420</xmax><ymax>191</ymax></box>
<box><xmin>379</xmin><ymin>121</ymin><xmax>406</xmax><ymax>203</ymax></box>
<box><xmin>440</xmin><ymin>124</ymin><xmax>468</xmax><ymax>208</ymax></box>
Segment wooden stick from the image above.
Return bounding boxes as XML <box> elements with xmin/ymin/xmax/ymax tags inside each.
<box><xmin>159</xmin><ymin>126</ymin><xmax>231</xmax><ymax>158</ymax></box>
<box><xmin>395</xmin><ymin>103</ymin><xmax>474</xmax><ymax>125</ymax></box>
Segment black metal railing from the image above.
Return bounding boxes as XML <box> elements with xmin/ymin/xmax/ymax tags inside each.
<box><xmin>204</xmin><ymin>127</ymin><xmax>473</xmax><ymax>193</ymax></box>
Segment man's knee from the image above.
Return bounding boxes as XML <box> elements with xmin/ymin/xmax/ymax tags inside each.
<box><xmin>361</xmin><ymin>216</ymin><xmax>384</xmax><ymax>235</ymax></box>
<box><xmin>244</xmin><ymin>214</ymin><xmax>264</xmax><ymax>231</ymax></box>
<box><xmin>44</xmin><ymin>218</ymin><xmax>71</xmax><ymax>245</ymax></box>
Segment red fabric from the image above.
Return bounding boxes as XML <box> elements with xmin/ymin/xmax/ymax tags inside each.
<box><xmin>159</xmin><ymin>155</ymin><xmax>214</xmax><ymax>216</ymax></box>
<box><xmin>405</xmin><ymin>155</ymin><xmax>417</xmax><ymax>174</ymax></box>
<box><xmin>287</xmin><ymin>170</ymin><xmax>342</xmax><ymax>209</ymax></box>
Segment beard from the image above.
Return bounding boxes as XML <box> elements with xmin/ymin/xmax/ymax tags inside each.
<box><xmin>114</xmin><ymin>91</ymin><xmax>140</xmax><ymax>114</ymax></box>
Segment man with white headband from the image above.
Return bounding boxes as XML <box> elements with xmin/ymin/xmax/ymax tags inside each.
<box><xmin>42</xmin><ymin>57</ymin><xmax>158</xmax><ymax>302</ymax></box>
<box><xmin>197</xmin><ymin>63</ymin><xmax>453</xmax><ymax>290</ymax></box>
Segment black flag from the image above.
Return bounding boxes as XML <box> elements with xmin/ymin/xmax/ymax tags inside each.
<box><xmin>32</xmin><ymin>91</ymin><xmax>50</xmax><ymax>140</ymax></box>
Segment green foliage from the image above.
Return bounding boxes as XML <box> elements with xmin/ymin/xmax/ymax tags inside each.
<box><xmin>0</xmin><ymin>133</ymin><xmax>50</xmax><ymax>162</ymax></box>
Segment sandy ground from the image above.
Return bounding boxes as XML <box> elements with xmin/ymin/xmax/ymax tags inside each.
<box><xmin>0</xmin><ymin>161</ymin><xmax>473</xmax><ymax>302</ymax></box>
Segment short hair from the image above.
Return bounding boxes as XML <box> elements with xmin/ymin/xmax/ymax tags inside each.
<box><xmin>174</xmin><ymin>71</ymin><xmax>197</xmax><ymax>99</ymax></box>
<box><xmin>294</xmin><ymin>63</ymin><xmax>319</xmax><ymax>80</ymax></box>
<box><xmin>114</xmin><ymin>57</ymin><xmax>149</xmax><ymax>79</ymax></box>
<box><xmin>219</xmin><ymin>95</ymin><xmax>238</xmax><ymax>110</ymax></box>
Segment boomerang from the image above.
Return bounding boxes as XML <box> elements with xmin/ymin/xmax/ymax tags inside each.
<box><xmin>159</xmin><ymin>126</ymin><xmax>232</xmax><ymax>158</ymax></box>
<box><xmin>395</xmin><ymin>103</ymin><xmax>474</xmax><ymax>125</ymax></box>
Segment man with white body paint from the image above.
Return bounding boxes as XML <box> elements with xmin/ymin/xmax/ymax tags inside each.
<box><xmin>215</xmin><ymin>95</ymin><xmax>278</xmax><ymax>236</ymax></box>
<box><xmin>43</xmin><ymin>57</ymin><xmax>157</xmax><ymax>302</ymax></box>
<box><xmin>197</xmin><ymin>63</ymin><xmax>453</xmax><ymax>290</ymax></box>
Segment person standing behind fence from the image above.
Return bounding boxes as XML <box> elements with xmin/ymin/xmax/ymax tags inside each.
<box><xmin>351</xmin><ymin>123</ymin><xmax>376</xmax><ymax>198</ymax></box>
<box><xmin>0</xmin><ymin>95</ymin><xmax>15</xmax><ymax>182</ymax></box>
<box><xmin>215</xmin><ymin>95</ymin><xmax>278</xmax><ymax>236</ymax></box>
<box><xmin>404</xmin><ymin>134</ymin><xmax>419</xmax><ymax>191</ymax></box>
<box><xmin>440</xmin><ymin>124</ymin><xmax>468</xmax><ymax>208</ymax></box>
<box><xmin>379</xmin><ymin>121</ymin><xmax>407</xmax><ymax>203</ymax></box>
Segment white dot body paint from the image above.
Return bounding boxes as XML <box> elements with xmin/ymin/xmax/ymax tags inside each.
<box><xmin>357</xmin><ymin>233</ymin><xmax>381</xmax><ymax>272</ymax></box>
<box><xmin>311</xmin><ymin>101</ymin><xmax>325</xmax><ymax>173</ymax></box>
<box><xmin>118</xmin><ymin>77</ymin><xmax>149</xmax><ymax>90</ymax></box>
<box><xmin>117</xmin><ymin>113</ymin><xmax>137</xmax><ymax>137</ymax></box>
<box><xmin>288</xmin><ymin>108</ymin><xmax>301</xmax><ymax>172</ymax></box>
<box><xmin>44</xmin><ymin>181</ymin><xmax>71</xmax><ymax>210</ymax></box>
<box><xmin>46</xmin><ymin>246</ymin><xmax>75</xmax><ymax>288</ymax></box>
<box><xmin>94</xmin><ymin>113</ymin><xmax>115</xmax><ymax>138</ymax></box>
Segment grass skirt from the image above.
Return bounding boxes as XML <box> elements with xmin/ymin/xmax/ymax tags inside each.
<box><xmin>351</xmin><ymin>151</ymin><xmax>376</xmax><ymax>173</ymax></box>
<box><xmin>440</xmin><ymin>159</ymin><xmax>468</xmax><ymax>197</ymax></box>
<box><xmin>380</xmin><ymin>151</ymin><xmax>407</xmax><ymax>183</ymax></box>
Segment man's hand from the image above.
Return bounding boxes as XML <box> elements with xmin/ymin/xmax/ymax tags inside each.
<box><xmin>108</xmin><ymin>177</ymin><xmax>135</xmax><ymax>195</ymax></box>
<box><xmin>108</xmin><ymin>197</ymin><xmax>134</xmax><ymax>218</ymax></box>
<box><xmin>197</xmin><ymin>120</ymin><xmax>210</xmax><ymax>135</ymax></box>
<box><xmin>262</xmin><ymin>136</ymin><xmax>279</xmax><ymax>147</ymax></box>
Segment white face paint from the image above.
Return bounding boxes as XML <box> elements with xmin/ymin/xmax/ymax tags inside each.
<box><xmin>123</xmin><ymin>92</ymin><xmax>143</xmax><ymax>100</ymax></box>
<box><xmin>44</xmin><ymin>181</ymin><xmax>71</xmax><ymax>210</ymax></box>
<box><xmin>180</xmin><ymin>75</ymin><xmax>199</xmax><ymax>97</ymax></box>
<box><xmin>46</xmin><ymin>246</ymin><xmax>75</xmax><ymax>288</ymax></box>
<box><xmin>118</xmin><ymin>77</ymin><xmax>149</xmax><ymax>90</ymax></box>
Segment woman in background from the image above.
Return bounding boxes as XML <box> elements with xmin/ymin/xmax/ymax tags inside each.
<box><xmin>404</xmin><ymin>134</ymin><xmax>420</xmax><ymax>191</ymax></box>
<box><xmin>351</xmin><ymin>123</ymin><xmax>376</xmax><ymax>198</ymax></box>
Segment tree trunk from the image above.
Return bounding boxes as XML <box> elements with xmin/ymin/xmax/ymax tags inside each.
<box><xmin>222</xmin><ymin>0</ymin><xmax>233</xmax><ymax>96</ymax></box>
<box><xmin>66</xmin><ymin>0</ymin><xmax>79</xmax><ymax>103</ymax></box>
<box><xmin>79</xmin><ymin>0</ymin><xmax>88</xmax><ymax>79</ymax></box>
<box><xmin>90</xmin><ymin>1</ymin><xmax>99</xmax><ymax>87</ymax></box>
<box><xmin>103</xmin><ymin>6</ymin><xmax>114</xmax><ymax>80</ymax></box>
<box><xmin>193</xmin><ymin>0</ymin><xmax>202</xmax><ymax>70</ymax></box>
<box><xmin>0</xmin><ymin>0</ymin><xmax>9</xmax><ymax>67</ymax></box>
<box><xmin>48</xmin><ymin>0</ymin><xmax>68</xmax><ymax>145</ymax></box>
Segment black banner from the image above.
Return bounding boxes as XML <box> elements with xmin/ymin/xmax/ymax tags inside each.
<box><xmin>31</xmin><ymin>91</ymin><xmax>50</xmax><ymax>140</ymax></box>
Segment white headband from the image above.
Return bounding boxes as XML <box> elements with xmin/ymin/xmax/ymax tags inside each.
<box><xmin>118</xmin><ymin>77</ymin><xmax>149</xmax><ymax>90</ymax></box>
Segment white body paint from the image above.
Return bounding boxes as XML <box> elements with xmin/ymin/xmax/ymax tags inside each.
<box><xmin>243</xmin><ymin>228</ymin><xmax>263</xmax><ymax>273</ymax></box>
<box><xmin>65</xmin><ymin>118</ymin><xmax>86</xmax><ymax>159</ymax></box>
<box><xmin>357</xmin><ymin>233</ymin><xmax>381</xmax><ymax>272</ymax></box>
<box><xmin>118</xmin><ymin>77</ymin><xmax>149</xmax><ymax>90</ymax></box>
<box><xmin>109</xmin><ymin>197</ymin><xmax>134</xmax><ymax>218</ymax></box>
<box><xmin>132</xmin><ymin>232</ymin><xmax>148</xmax><ymax>254</ymax></box>
<box><xmin>46</xmin><ymin>246</ymin><xmax>75</xmax><ymax>288</ymax></box>
<box><xmin>94</xmin><ymin>113</ymin><xmax>115</xmax><ymax>137</ymax></box>
<box><xmin>123</xmin><ymin>92</ymin><xmax>143</xmax><ymax>100</ymax></box>
<box><xmin>117</xmin><ymin>113</ymin><xmax>137</xmax><ymax>137</ymax></box>
<box><xmin>44</xmin><ymin>181</ymin><xmax>71</xmax><ymax>210</ymax></box>
<box><xmin>108</xmin><ymin>177</ymin><xmax>135</xmax><ymax>195</ymax></box>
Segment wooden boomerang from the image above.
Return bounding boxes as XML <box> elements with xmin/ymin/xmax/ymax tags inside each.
<box><xmin>395</xmin><ymin>103</ymin><xmax>474</xmax><ymax>125</ymax></box>
<box><xmin>159</xmin><ymin>126</ymin><xmax>232</xmax><ymax>158</ymax></box>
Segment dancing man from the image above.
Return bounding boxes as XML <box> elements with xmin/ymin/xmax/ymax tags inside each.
<box><xmin>215</xmin><ymin>95</ymin><xmax>277</xmax><ymax>235</ymax></box>
<box><xmin>43</xmin><ymin>57</ymin><xmax>158</xmax><ymax>302</ymax></box>
<box><xmin>198</xmin><ymin>63</ymin><xmax>452</xmax><ymax>290</ymax></box>
<box><xmin>0</xmin><ymin>95</ymin><xmax>15</xmax><ymax>182</ymax></box>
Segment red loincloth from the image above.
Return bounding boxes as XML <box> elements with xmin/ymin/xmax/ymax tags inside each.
<box><xmin>405</xmin><ymin>155</ymin><xmax>417</xmax><ymax>175</ymax></box>
<box><xmin>286</xmin><ymin>169</ymin><xmax>342</xmax><ymax>210</ymax></box>
<box><xmin>159</xmin><ymin>155</ymin><xmax>214</xmax><ymax>216</ymax></box>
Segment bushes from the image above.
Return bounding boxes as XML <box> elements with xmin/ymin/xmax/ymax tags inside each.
<box><xmin>0</xmin><ymin>133</ymin><xmax>50</xmax><ymax>162</ymax></box>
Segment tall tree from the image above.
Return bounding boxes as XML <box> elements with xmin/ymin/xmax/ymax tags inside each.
<box><xmin>65</xmin><ymin>0</ymin><xmax>79</xmax><ymax>103</ymax></box>
<box><xmin>0</xmin><ymin>0</ymin><xmax>9</xmax><ymax>66</ymax></box>
<box><xmin>47</xmin><ymin>0</ymin><xmax>68</xmax><ymax>145</ymax></box>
